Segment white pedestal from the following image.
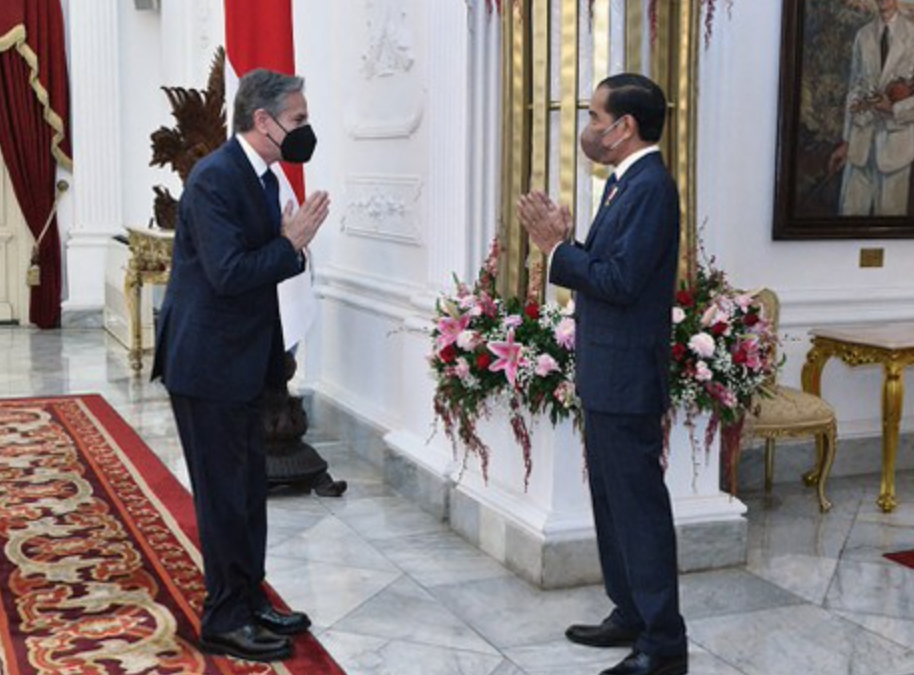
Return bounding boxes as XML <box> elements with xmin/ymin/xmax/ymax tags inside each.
<box><xmin>446</xmin><ymin>409</ymin><xmax>748</xmax><ymax>588</ymax></box>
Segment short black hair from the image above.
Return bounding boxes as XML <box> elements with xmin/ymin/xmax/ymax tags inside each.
<box><xmin>597</xmin><ymin>73</ymin><xmax>667</xmax><ymax>142</ymax></box>
<box><xmin>233</xmin><ymin>69</ymin><xmax>304</xmax><ymax>134</ymax></box>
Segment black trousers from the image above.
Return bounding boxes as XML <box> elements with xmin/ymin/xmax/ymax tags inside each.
<box><xmin>584</xmin><ymin>410</ymin><xmax>687</xmax><ymax>658</ymax></box>
<box><xmin>170</xmin><ymin>394</ymin><xmax>270</xmax><ymax>635</ymax></box>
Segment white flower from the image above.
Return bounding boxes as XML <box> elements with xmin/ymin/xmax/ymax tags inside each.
<box><xmin>456</xmin><ymin>330</ymin><xmax>479</xmax><ymax>351</ymax></box>
<box><xmin>688</xmin><ymin>332</ymin><xmax>716</xmax><ymax>358</ymax></box>
<box><xmin>672</xmin><ymin>307</ymin><xmax>686</xmax><ymax>324</ymax></box>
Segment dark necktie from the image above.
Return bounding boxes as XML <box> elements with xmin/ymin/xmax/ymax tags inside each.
<box><xmin>602</xmin><ymin>172</ymin><xmax>619</xmax><ymax>207</ymax></box>
<box><xmin>881</xmin><ymin>26</ymin><xmax>890</xmax><ymax>70</ymax></box>
<box><xmin>261</xmin><ymin>169</ymin><xmax>281</xmax><ymax>234</ymax></box>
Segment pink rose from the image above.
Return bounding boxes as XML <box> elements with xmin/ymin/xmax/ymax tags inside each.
<box><xmin>688</xmin><ymin>333</ymin><xmax>716</xmax><ymax>359</ymax></box>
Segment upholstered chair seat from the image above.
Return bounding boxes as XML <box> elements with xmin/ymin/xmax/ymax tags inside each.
<box><xmin>743</xmin><ymin>289</ymin><xmax>837</xmax><ymax>512</ymax></box>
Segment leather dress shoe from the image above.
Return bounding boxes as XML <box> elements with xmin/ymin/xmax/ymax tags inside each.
<box><xmin>566</xmin><ymin>617</ymin><xmax>639</xmax><ymax>648</ymax></box>
<box><xmin>200</xmin><ymin>623</ymin><xmax>292</xmax><ymax>662</ymax></box>
<box><xmin>253</xmin><ymin>605</ymin><xmax>312</xmax><ymax>635</ymax></box>
<box><xmin>600</xmin><ymin>650</ymin><xmax>688</xmax><ymax>675</ymax></box>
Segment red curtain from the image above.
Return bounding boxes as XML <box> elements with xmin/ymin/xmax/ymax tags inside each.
<box><xmin>0</xmin><ymin>0</ymin><xmax>71</xmax><ymax>328</ymax></box>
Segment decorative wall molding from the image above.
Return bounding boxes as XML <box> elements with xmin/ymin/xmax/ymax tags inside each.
<box><xmin>779</xmin><ymin>287</ymin><xmax>914</xmax><ymax>328</ymax></box>
<box><xmin>318</xmin><ymin>263</ymin><xmax>424</xmax><ymax>322</ymax></box>
<box><xmin>341</xmin><ymin>175</ymin><xmax>423</xmax><ymax>245</ymax></box>
<box><xmin>361</xmin><ymin>0</ymin><xmax>415</xmax><ymax>79</ymax></box>
<box><xmin>343</xmin><ymin>0</ymin><xmax>423</xmax><ymax>139</ymax></box>
<box><xmin>344</xmin><ymin>109</ymin><xmax>424</xmax><ymax>140</ymax></box>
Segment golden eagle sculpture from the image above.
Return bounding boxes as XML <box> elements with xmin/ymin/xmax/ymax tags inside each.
<box><xmin>149</xmin><ymin>48</ymin><xmax>227</xmax><ymax>230</ymax></box>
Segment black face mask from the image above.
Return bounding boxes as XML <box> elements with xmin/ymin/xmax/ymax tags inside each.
<box><xmin>269</xmin><ymin>116</ymin><xmax>317</xmax><ymax>163</ymax></box>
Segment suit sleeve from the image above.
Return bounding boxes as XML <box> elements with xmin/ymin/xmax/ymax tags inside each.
<box><xmin>549</xmin><ymin>179</ymin><xmax>677</xmax><ymax>306</ymax></box>
<box><xmin>189</xmin><ymin>166</ymin><xmax>303</xmax><ymax>297</ymax></box>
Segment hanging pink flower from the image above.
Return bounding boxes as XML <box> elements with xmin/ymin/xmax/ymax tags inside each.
<box><xmin>488</xmin><ymin>329</ymin><xmax>526</xmax><ymax>386</ymax></box>
<box><xmin>436</xmin><ymin>314</ymin><xmax>471</xmax><ymax>350</ymax></box>
<box><xmin>554</xmin><ymin>317</ymin><xmax>575</xmax><ymax>350</ymax></box>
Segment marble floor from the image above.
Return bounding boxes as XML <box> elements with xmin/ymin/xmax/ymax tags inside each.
<box><xmin>4</xmin><ymin>326</ymin><xmax>914</xmax><ymax>675</ymax></box>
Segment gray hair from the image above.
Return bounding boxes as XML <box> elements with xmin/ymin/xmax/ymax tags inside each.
<box><xmin>233</xmin><ymin>69</ymin><xmax>305</xmax><ymax>134</ymax></box>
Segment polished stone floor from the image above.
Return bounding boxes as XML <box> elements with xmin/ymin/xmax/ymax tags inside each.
<box><xmin>4</xmin><ymin>325</ymin><xmax>914</xmax><ymax>675</ymax></box>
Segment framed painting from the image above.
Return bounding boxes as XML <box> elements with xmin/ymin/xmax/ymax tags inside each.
<box><xmin>773</xmin><ymin>0</ymin><xmax>914</xmax><ymax>239</ymax></box>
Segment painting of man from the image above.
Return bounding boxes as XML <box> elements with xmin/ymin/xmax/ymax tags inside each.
<box><xmin>829</xmin><ymin>0</ymin><xmax>914</xmax><ymax>216</ymax></box>
<box><xmin>774</xmin><ymin>0</ymin><xmax>914</xmax><ymax>237</ymax></box>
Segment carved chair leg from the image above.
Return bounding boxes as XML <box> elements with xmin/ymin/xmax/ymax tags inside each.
<box><xmin>764</xmin><ymin>438</ymin><xmax>776</xmax><ymax>494</ymax></box>
<box><xmin>802</xmin><ymin>435</ymin><xmax>823</xmax><ymax>487</ymax></box>
<box><xmin>816</xmin><ymin>422</ymin><xmax>837</xmax><ymax>513</ymax></box>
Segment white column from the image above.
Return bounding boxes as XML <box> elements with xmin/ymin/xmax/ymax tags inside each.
<box><xmin>64</xmin><ymin>0</ymin><xmax>122</xmax><ymax>312</ymax></box>
<box><xmin>422</xmin><ymin>0</ymin><xmax>470</xmax><ymax>298</ymax></box>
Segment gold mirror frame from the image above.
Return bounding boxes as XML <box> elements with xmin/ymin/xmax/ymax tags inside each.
<box><xmin>499</xmin><ymin>0</ymin><xmax>700</xmax><ymax>299</ymax></box>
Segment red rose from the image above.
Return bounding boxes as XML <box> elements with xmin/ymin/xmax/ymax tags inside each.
<box><xmin>672</xmin><ymin>343</ymin><xmax>687</xmax><ymax>361</ymax></box>
<box><xmin>675</xmin><ymin>290</ymin><xmax>694</xmax><ymax>308</ymax></box>
<box><xmin>524</xmin><ymin>302</ymin><xmax>540</xmax><ymax>321</ymax></box>
<box><xmin>733</xmin><ymin>349</ymin><xmax>748</xmax><ymax>365</ymax></box>
<box><xmin>476</xmin><ymin>352</ymin><xmax>492</xmax><ymax>370</ymax></box>
<box><xmin>440</xmin><ymin>344</ymin><xmax>457</xmax><ymax>364</ymax></box>
<box><xmin>744</xmin><ymin>313</ymin><xmax>760</xmax><ymax>327</ymax></box>
<box><xmin>712</xmin><ymin>321</ymin><xmax>728</xmax><ymax>337</ymax></box>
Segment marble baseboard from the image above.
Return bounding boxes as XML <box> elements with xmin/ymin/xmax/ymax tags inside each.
<box><xmin>61</xmin><ymin>308</ymin><xmax>104</xmax><ymax>329</ymax></box>
<box><xmin>737</xmin><ymin>432</ymin><xmax>912</xmax><ymax>492</ymax></box>
<box><xmin>307</xmin><ymin>392</ymin><xmax>749</xmax><ymax>588</ymax></box>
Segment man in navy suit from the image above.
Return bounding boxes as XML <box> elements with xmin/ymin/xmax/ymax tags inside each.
<box><xmin>519</xmin><ymin>73</ymin><xmax>687</xmax><ymax>675</ymax></box>
<box><xmin>152</xmin><ymin>69</ymin><xmax>329</xmax><ymax>662</ymax></box>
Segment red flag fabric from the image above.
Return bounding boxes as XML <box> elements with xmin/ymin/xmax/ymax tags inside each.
<box><xmin>0</xmin><ymin>0</ymin><xmax>71</xmax><ymax>328</ymax></box>
<box><xmin>224</xmin><ymin>0</ymin><xmax>304</xmax><ymax>203</ymax></box>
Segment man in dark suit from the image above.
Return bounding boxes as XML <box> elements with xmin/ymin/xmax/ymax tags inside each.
<box><xmin>518</xmin><ymin>73</ymin><xmax>687</xmax><ymax>675</ymax></box>
<box><xmin>152</xmin><ymin>69</ymin><xmax>329</xmax><ymax>662</ymax></box>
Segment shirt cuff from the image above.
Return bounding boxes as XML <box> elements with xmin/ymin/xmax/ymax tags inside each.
<box><xmin>547</xmin><ymin>241</ymin><xmax>563</xmax><ymax>271</ymax></box>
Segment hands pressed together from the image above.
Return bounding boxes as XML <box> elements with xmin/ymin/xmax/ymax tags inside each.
<box><xmin>517</xmin><ymin>190</ymin><xmax>573</xmax><ymax>256</ymax></box>
<box><xmin>281</xmin><ymin>191</ymin><xmax>330</xmax><ymax>251</ymax></box>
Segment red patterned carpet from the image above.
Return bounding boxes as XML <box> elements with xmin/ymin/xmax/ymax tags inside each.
<box><xmin>0</xmin><ymin>395</ymin><xmax>345</xmax><ymax>675</ymax></box>
<box><xmin>884</xmin><ymin>550</ymin><xmax>914</xmax><ymax>570</ymax></box>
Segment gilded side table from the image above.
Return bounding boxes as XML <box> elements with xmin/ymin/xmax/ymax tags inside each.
<box><xmin>125</xmin><ymin>227</ymin><xmax>174</xmax><ymax>372</ymax></box>
<box><xmin>802</xmin><ymin>323</ymin><xmax>914</xmax><ymax>513</ymax></box>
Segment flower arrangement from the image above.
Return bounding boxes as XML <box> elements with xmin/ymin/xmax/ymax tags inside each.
<box><xmin>431</xmin><ymin>237</ymin><xmax>778</xmax><ymax>494</ymax></box>
<box><xmin>430</xmin><ymin>239</ymin><xmax>581</xmax><ymax>488</ymax></box>
<box><xmin>668</xmin><ymin>250</ymin><xmax>780</xmax><ymax>489</ymax></box>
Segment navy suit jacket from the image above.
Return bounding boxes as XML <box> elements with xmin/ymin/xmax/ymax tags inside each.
<box><xmin>152</xmin><ymin>137</ymin><xmax>304</xmax><ymax>402</ymax></box>
<box><xmin>550</xmin><ymin>152</ymin><xmax>680</xmax><ymax>415</ymax></box>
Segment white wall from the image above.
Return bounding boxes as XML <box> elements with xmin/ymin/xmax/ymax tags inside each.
<box><xmin>698</xmin><ymin>1</ymin><xmax>914</xmax><ymax>437</ymax></box>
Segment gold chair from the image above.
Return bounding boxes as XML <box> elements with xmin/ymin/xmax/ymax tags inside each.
<box><xmin>742</xmin><ymin>288</ymin><xmax>837</xmax><ymax>512</ymax></box>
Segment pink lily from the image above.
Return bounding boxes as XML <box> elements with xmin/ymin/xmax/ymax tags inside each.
<box><xmin>488</xmin><ymin>329</ymin><xmax>526</xmax><ymax>386</ymax></box>
<box><xmin>436</xmin><ymin>314</ymin><xmax>471</xmax><ymax>350</ymax></box>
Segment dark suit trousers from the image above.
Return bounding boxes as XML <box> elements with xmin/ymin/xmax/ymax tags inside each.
<box><xmin>170</xmin><ymin>394</ymin><xmax>270</xmax><ymax>634</ymax></box>
<box><xmin>584</xmin><ymin>410</ymin><xmax>687</xmax><ymax>658</ymax></box>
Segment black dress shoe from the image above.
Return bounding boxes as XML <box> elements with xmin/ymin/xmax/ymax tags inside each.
<box><xmin>600</xmin><ymin>650</ymin><xmax>688</xmax><ymax>675</ymax></box>
<box><xmin>253</xmin><ymin>605</ymin><xmax>312</xmax><ymax>635</ymax></box>
<box><xmin>200</xmin><ymin>623</ymin><xmax>292</xmax><ymax>662</ymax></box>
<box><xmin>566</xmin><ymin>617</ymin><xmax>639</xmax><ymax>648</ymax></box>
